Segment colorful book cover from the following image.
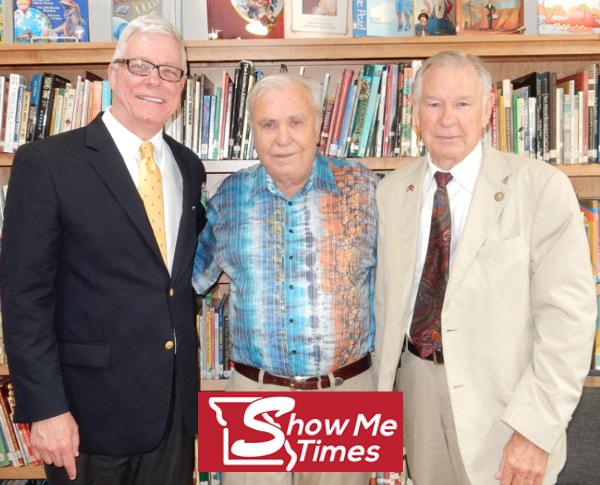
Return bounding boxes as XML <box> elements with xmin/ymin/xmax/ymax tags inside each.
<box><xmin>414</xmin><ymin>0</ymin><xmax>457</xmax><ymax>35</ymax></box>
<box><xmin>0</xmin><ymin>1</ymin><xmax>4</xmax><ymax>42</ymax></box>
<box><xmin>14</xmin><ymin>0</ymin><xmax>89</xmax><ymax>43</ymax></box>
<box><xmin>538</xmin><ymin>0</ymin><xmax>600</xmax><ymax>34</ymax></box>
<box><xmin>207</xmin><ymin>0</ymin><xmax>284</xmax><ymax>39</ymax></box>
<box><xmin>456</xmin><ymin>0</ymin><xmax>524</xmax><ymax>34</ymax></box>
<box><xmin>352</xmin><ymin>0</ymin><xmax>413</xmax><ymax>36</ymax></box>
<box><xmin>292</xmin><ymin>0</ymin><xmax>348</xmax><ymax>34</ymax></box>
<box><xmin>112</xmin><ymin>0</ymin><xmax>162</xmax><ymax>41</ymax></box>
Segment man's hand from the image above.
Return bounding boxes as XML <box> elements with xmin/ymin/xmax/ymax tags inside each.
<box><xmin>31</xmin><ymin>412</ymin><xmax>79</xmax><ymax>480</ymax></box>
<box><xmin>495</xmin><ymin>431</ymin><xmax>549</xmax><ymax>485</ymax></box>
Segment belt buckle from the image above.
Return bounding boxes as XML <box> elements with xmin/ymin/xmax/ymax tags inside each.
<box><xmin>289</xmin><ymin>375</ymin><xmax>307</xmax><ymax>389</ymax></box>
<box><xmin>333</xmin><ymin>376</ymin><xmax>344</xmax><ymax>386</ymax></box>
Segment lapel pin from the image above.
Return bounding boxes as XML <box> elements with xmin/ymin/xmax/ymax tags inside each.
<box><xmin>494</xmin><ymin>192</ymin><xmax>504</xmax><ymax>201</ymax></box>
<box><xmin>406</xmin><ymin>184</ymin><xmax>415</xmax><ymax>192</ymax></box>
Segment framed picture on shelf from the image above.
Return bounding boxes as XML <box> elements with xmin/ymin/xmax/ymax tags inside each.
<box><xmin>455</xmin><ymin>0</ymin><xmax>524</xmax><ymax>35</ymax></box>
<box><xmin>13</xmin><ymin>0</ymin><xmax>89</xmax><ymax>43</ymax></box>
<box><xmin>291</xmin><ymin>0</ymin><xmax>348</xmax><ymax>34</ymax></box>
<box><xmin>538</xmin><ymin>0</ymin><xmax>600</xmax><ymax>34</ymax></box>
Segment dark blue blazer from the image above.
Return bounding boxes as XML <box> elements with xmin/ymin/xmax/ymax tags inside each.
<box><xmin>0</xmin><ymin>114</ymin><xmax>206</xmax><ymax>455</ymax></box>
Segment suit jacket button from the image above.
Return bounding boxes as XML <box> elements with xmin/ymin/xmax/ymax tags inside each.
<box><xmin>169</xmin><ymin>288</ymin><xmax>175</xmax><ymax>297</ymax></box>
<box><xmin>164</xmin><ymin>340</ymin><xmax>174</xmax><ymax>350</ymax></box>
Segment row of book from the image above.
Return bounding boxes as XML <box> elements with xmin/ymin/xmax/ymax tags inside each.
<box><xmin>4</xmin><ymin>62</ymin><xmax>600</xmax><ymax>165</ymax></box>
<box><xmin>0</xmin><ymin>378</ymin><xmax>39</xmax><ymax>468</ymax></box>
<box><xmin>198</xmin><ymin>291</ymin><xmax>231</xmax><ymax>380</ymax></box>
<box><xmin>575</xmin><ymin>201</ymin><xmax>600</xmax><ymax>371</ymax></box>
<box><xmin>491</xmin><ymin>66</ymin><xmax>600</xmax><ymax>165</ymax></box>
<box><xmin>0</xmin><ymin>72</ymin><xmax>111</xmax><ymax>154</ymax></box>
<box><xmin>319</xmin><ymin>61</ymin><xmax>423</xmax><ymax>160</ymax></box>
<box><xmin>166</xmin><ymin>61</ymin><xmax>264</xmax><ymax>161</ymax></box>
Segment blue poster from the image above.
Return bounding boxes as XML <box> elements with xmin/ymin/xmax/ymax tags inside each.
<box><xmin>14</xmin><ymin>0</ymin><xmax>89</xmax><ymax>43</ymax></box>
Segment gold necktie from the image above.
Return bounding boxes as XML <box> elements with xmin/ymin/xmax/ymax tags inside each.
<box><xmin>138</xmin><ymin>141</ymin><xmax>167</xmax><ymax>265</ymax></box>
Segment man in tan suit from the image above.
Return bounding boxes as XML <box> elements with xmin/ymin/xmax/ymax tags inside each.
<box><xmin>374</xmin><ymin>51</ymin><xmax>596</xmax><ymax>485</ymax></box>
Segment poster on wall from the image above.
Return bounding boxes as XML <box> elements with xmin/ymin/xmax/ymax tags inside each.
<box><xmin>13</xmin><ymin>0</ymin><xmax>89</xmax><ymax>43</ymax></box>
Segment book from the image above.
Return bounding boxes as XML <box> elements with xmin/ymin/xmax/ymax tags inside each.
<box><xmin>456</xmin><ymin>0</ymin><xmax>524</xmax><ymax>34</ymax></box>
<box><xmin>0</xmin><ymin>0</ymin><xmax>4</xmax><ymax>42</ymax></box>
<box><xmin>292</xmin><ymin>0</ymin><xmax>348</xmax><ymax>34</ymax></box>
<box><xmin>206</xmin><ymin>0</ymin><xmax>284</xmax><ymax>39</ymax></box>
<box><xmin>13</xmin><ymin>0</ymin><xmax>89</xmax><ymax>43</ymax></box>
<box><xmin>352</xmin><ymin>0</ymin><xmax>413</xmax><ymax>36</ymax></box>
<box><xmin>414</xmin><ymin>0</ymin><xmax>457</xmax><ymax>35</ymax></box>
<box><xmin>0</xmin><ymin>76</ymin><xmax>6</xmax><ymax>152</ymax></box>
<box><xmin>538</xmin><ymin>1</ymin><xmax>600</xmax><ymax>34</ymax></box>
<box><xmin>112</xmin><ymin>0</ymin><xmax>161</xmax><ymax>40</ymax></box>
<box><xmin>35</xmin><ymin>72</ymin><xmax>69</xmax><ymax>139</ymax></box>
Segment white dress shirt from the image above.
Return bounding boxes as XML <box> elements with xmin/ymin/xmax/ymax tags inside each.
<box><xmin>102</xmin><ymin>108</ymin><xmax>183</xmax><ymax>274</ymax></box>
<box><xmin>406</xmin><ymin>142</ymin><xmax>482</xmax><ymax>331</ymax></box>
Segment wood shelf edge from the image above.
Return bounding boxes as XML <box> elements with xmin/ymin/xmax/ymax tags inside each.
<box><xmin>0</xmin><ymin>152</ymin><xmax>14</xmax><ymax>167</ymax></box>
<box><xmin>0</xmin><ymin>464</ymin><xmax>45</xmax><ymax>479</ymax></box>
<box><xmin>1</xmin><ymin>35</ymin><xmax>599</xmax><ymax>66</ymax></box>
<box><xmin>5</xmin><ymin>150</ymin><xmax>600</xmax><ymax>176</ymax></box>
<box><xmin>200</xmin><ymin>379</ymin><xmax>228</xmax><ymax>391</ymax></box>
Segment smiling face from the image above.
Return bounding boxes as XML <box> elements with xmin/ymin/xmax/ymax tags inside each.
<box><xmin>108</xmin><ymin>31</ymin><xmax>185</xmax><ymax>140</ymax></box>
<box><xmin>412</xmin><ymin>63</ymin><xmax>493</xmax><ymax>170</ymax></box>
<box><xmin>250</xmin><ymin>81</ymin><xmax>321</xmax><ymax>196</ymax></box>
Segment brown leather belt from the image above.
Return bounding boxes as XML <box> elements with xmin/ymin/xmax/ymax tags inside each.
<box><xmin>233</xmin><ymin>353</ymin><xmax>371</xmax><ymax>390</ymax></box>
<box><xmin>407</xmin><ymin>339</ymin><xmax>444</xmax><ymax>364</ymax></box>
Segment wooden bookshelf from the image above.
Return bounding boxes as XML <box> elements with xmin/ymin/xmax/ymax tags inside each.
<box><xmin>0</xmin><ymin>464</ymin><xmax>45</xmax><ymax>479</ymax></box>
<box><xmin>0</xmin><ymin>36</ymin><xmax>598</xmax><ymax>67</ymax></box>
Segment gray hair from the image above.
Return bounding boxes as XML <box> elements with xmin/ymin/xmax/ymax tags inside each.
<box><xmin>413</xmin><ymin>51</ymin><xmax>492</xmax><ymax>102</ymax></box>
<box><xmin>112</xmin><ymin>14</ymin><xmax>186</xmax><ymax>70</ymax></box>
<box><xmin>247</xmin><ymin>73</ymin><xmax>323</xmax><ymax>131</ymax></box>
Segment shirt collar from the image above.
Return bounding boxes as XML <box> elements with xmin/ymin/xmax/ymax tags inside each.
<box><xmin>425</xmin><ymin>142</ymin><xmax>482</xmax><ymax>194</ymax></box>
<box><xmin>250</xmin><ymin>153</ymin><xmax>339</xmax><ymax>199</ymax></box>
<box><xmin>102</xmin><ymin>108</ymin><xmax>166</xmax><ymax>165</ymax></box>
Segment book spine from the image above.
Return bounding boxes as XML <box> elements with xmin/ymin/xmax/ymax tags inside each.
<box><xmin>328</xmin><ymin>68</ymin><xmax>354</xmax><ymax>156</ymax></box>
<box><xmin>358</xmin><ymin>64</ymin><xmax>384</xmax><ymax>157</ymax></box>
<box><xmin>233</xmin><ymin>61</ymin><xmax>253</xmax><ymax>159</ymax></box>
<box><xmin>350</xmin><ymin>65</ymin><xmax>374</xmax><ymax>157</ymax></box>
<box><xmin>26</xmin><ymin>74</ymin><xmax>42</xmax><ymax>143</ymax></box>
<box><xmin>352</xmin><ymin>0</ymin><xmax>367</xmax><ymax>37</ymax></box>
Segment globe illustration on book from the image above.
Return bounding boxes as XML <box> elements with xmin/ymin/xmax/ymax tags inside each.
<box><xmin>14</xmin><ymin>7</ymin><xmax>53</xmax><ymax>42</ymax></box>
<box><xmin>112</xmin><ymin>16</ymin><xmax>128</xmax><ymax>41</ymax></box>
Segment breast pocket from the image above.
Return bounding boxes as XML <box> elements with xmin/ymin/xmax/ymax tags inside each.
<box><xmin>476</xmin><ymin>236</ymin><xmax>529</xmax><ymax>262</ymax></box>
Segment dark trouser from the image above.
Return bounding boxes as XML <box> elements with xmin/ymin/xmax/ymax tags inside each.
<box><xmin>45</xmin><ymin>381</ymin><xmax>194</xmax><ymax>485</ymax></box>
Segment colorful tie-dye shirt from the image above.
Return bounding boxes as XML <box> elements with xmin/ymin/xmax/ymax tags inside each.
<box><xmin>192</xmin><ymin>154</ymin><xmax>378</xmax><ymax>377</ymax></box>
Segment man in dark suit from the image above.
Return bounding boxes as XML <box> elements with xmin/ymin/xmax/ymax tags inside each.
<box><xmin>0</xmin><ymin>14</ymin><xmax>205</xmax><ymax>485</ymax></box>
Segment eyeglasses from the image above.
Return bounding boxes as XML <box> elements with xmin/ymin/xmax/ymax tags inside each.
<box><xmin>113</xmin><ymin>58</ymin><xmax>186</xmax><ymax>82</ymax></box>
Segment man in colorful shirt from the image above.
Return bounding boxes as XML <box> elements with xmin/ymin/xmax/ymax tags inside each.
<box><xmin>192</xmin><ymin>72</ymin><xmax>378</xmax><ymax>485</ymax></box>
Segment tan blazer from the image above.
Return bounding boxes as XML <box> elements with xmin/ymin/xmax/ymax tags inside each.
<box><xmin>374</xmin><ymin>144</ymin><xmax>596</xmax><ymax>484</ymax></box>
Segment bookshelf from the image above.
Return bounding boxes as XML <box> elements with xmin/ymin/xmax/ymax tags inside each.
<box><xmin>1</xmin><ymin>34</ymin><xmax>600</xmax><ymax>479</ymax></box>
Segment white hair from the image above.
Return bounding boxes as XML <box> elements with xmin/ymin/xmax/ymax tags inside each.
<box><xmin>112</xmin><ymin>14</ymin><xmax>186</xmax><ymax>70</ymax></box>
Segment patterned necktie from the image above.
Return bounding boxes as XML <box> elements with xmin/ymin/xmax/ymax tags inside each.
<box><xmin>410</xmin><ymin>171</ymin><xmax>453</xmax><ymax>359</ymax></box>
<box><xmin>138</xmin><ymin>141</ymin><xmax>167</xmax><ymax>265</ymax></box>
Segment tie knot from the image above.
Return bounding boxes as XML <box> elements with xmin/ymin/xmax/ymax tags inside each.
<box><xmin>140</xmin><ymin>141</ymin><xmax>154</xmax><ymax>160</ymax></box>
<box><xmin>434</xmin><ymin>171</ymin><xmax>452</xmax><ymax>189</ymax></box>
